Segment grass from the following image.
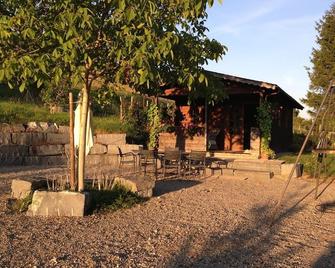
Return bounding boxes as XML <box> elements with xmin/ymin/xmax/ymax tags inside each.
<box><xmin>278</xmin><ymin>152</ymin><xmax>335</xmax><ymax>177</ymax></box>
<box><xmin>0</xmin><ymin>100</ymin><xmax>121</xmax><ymax>133</ymax></box>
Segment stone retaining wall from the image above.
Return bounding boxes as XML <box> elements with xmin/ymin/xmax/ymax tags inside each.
<box><xmin>0</xmin><ymin>122</ymin><xmax>140</xmax><ymax>167</ymax></box>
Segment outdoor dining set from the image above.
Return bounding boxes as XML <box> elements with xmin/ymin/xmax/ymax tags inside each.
<box><xmin>44</xmin><ymin>147</ymin><xmax>226</xmax><ymax>192</ymax></box>
<box><xmin>118</xmin><ymin>147</ymin><xmax>208</xmax><ymax>179</ymax></box>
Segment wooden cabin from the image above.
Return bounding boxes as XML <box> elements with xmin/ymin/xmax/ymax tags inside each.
<box><xmin>159</xmin><ymin>71</ymin><xmax>303</xmax><ymax>155</ymax></box>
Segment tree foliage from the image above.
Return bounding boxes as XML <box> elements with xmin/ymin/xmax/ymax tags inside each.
<box><xmin>303</xmin><ymin>3</ymin><xmax>335</xmax><ymax>116</ymax></box>
<box><xmin>256</xmin><ymin>100</ymin><xmax>275</xmax><ymax>159</ymax></box>
<box><xmin>0</xmin><ymin>0</ymin><xmax>226</xmax><ymax>191</ymax></box>
<box><xmin>0</xmin><ymin>0</ymin><xmax>226</xmax><ymax>96</ymax></box>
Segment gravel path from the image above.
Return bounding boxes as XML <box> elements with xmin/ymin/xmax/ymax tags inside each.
<box><xmin>0</xmin><ymin>167</ymin><xmax>335</xmax><ymax>267</ymax></box>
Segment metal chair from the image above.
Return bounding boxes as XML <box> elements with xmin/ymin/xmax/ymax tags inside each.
<box><xmin>139</xmin><ymin>149</ymin><xmax>157</xmax><ymax>178</ymax></box>
<box><xmin>187</xmin><ymin>150</ymin><xmax>207</xmax><ymax>177</ymax></box>
<box><xmin>162</xmin><ymin>150</ymin><xmax>182</xmax><ymax>179</ymax></box>
<box><xmin>118</xmin><ymin>146</ymin><xmax>137</xmax><ymax>173</ymax></box>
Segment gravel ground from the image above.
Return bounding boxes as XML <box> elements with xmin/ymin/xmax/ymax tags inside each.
<box><xmin>0</xmin><ymin>167</ymin><xmax>335</xmax><ymax>267</ymax></box>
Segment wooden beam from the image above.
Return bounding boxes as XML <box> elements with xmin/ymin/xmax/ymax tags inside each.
<box><xmin>313</xmin><ymin>149</ymin><xmax>335</xmax><ymax>154</ymax></box>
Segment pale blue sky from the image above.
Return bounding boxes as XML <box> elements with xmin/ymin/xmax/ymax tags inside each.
<box><xmin>205</xmin><ymin>0</ymin><xmax>334</xmax><ymax>117</ymax></box>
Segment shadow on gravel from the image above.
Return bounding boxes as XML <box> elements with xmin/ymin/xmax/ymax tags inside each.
<box><xmin>166</xmin><ymin>195</ymin><xmax>308</xmax><ymax>267</ymax></box>
<box><xmin>313</xmin><ymin>241</ymin><xmax>335</xmax><ymax>267</ymax></box>
<box><xmin>153</xmin><ymin>179</ymin><xmax>202</xmax><ymax>196</ymax></box>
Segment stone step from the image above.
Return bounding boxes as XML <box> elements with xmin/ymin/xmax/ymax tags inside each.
<box><xmin>211</xmin><ymin>152</ymin><xmax>258</xmax><ymax>160</ymax></box>
<box><xmin>227</xmin><ymin>159</ymin><xmax>284</xmax><ymax>175</ymax></box>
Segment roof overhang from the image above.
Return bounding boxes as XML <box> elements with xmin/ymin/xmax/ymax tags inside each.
<box><xmin>206</xmin><ymin>70</ymin><xmax>304</xmax><ymax>109</ymax></box>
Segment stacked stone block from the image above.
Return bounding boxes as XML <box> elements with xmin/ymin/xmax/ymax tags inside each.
<box><xmin>0</xmin><ymin>122</ymin><xmax>140</xmax><ymax>168</ymax></box>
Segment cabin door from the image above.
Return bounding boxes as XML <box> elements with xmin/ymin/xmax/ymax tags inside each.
<box><xmin>220</xmin><ymin>104</ymin><xmax>245</xmax><ymax>151</ymax></box>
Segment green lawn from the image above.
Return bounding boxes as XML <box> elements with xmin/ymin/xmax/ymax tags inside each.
<box><xmin>278</xmin><ymin>152</ymin><xmax>335</xmax><ymax>177</ymax></box>
<box><xmin>0</xmin><ymin>100</ymin><xmax>121</xmax><ymax>133</ymax></box>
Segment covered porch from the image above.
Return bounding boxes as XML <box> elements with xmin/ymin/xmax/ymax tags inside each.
<box><xmin>159</xmin><ymin>71</ymin><xmax>303</xmax><ymax>156</ymax></box>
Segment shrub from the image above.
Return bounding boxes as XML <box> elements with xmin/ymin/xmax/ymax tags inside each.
<box><xmin>122</xmin><ymin>104</ymin><xmax>149</xmax><ymax>145</ymax></box>
<box><xmin>7</xmin><ymin>193</ymin><xmax>33</xmax><ymax>213</ymax></box>
<box><xmin>89</xmin><ymin>184</ymin><xmax>147</xmax><ymax>212</ymax></box>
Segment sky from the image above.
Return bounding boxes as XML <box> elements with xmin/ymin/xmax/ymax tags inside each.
<box><xmin>205</xmin><ymin>0</ymin><xmax>334</xmax><ymax>118</ymax></box>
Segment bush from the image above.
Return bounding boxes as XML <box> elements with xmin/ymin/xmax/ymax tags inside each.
<box><xmin>7</xmin><ymin>193</ymin><xmax>33</xmax><ymax>213</ymax></box>
<box><xmin>122</xmin><ymin>105</ymin><xmax>149</xmax><ymax>146</ymax></box>
<box><xmin>89</xmin><ymin>184</ymin><xmax>147</xmax><ymax>212</ymax></box>
<box><xmin>290</xmin><ymin>133</ymin><xmax>315</xmax><ymax>152</ymax></box>
<box><xmin>91</xmin><ymin>87</ymin><xmax>120</xmax><ymax>116</ymax></box>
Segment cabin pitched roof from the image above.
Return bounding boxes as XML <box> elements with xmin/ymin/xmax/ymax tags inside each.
<box><xmin>206</xmin><ymin>71</ymin><xmax>304</xmax><ymax>109</ymax></box>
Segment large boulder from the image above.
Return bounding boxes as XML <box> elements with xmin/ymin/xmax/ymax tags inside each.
<box><xmin>0</xmin><ymin>133</ymin><xmax>11</xmax><ymax>145</ymax></box>
<box><xmin>112</xmin><ymin>175</ymin><xmax>155</xmax><ymax>198</ymax></box>
<box><xmin>12</xmin><ymin>133</ymin><xmax>47</xmax><ymax>146</ymax></box>
<box><xmin>29</xmin><ymin>145</ymin><xmax>64</xmax><ymax>156</ymax></box>
<box><xmin>27</xmin><ymin>191</ymin><xmax>90</xmax><ymax>217</ymax></box>
<box><xmin>95</xmin><ymin>133</ymin><xmax>126</xmax><ymax>145</ymax></box>
<box><xmin>281</xmin><ymin>163</ymin><xmax>303</xmax><ymax>178</ymax></box>
<box><xmin>46</xmin><ymin>133</ymin><xmax>69</xmax><ymax>145</ymax></box>
<box><xmin>11</xmin><ymin>179</ymin><xmax>48</xmax><ymax>199</ymax></box>
<box><xmin>89</xmin><ymin>144</ymin><xmax>107</xmax><ymax>155</ymax></box>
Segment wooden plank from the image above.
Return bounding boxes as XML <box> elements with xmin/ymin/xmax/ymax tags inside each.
<box><xmin>313</xmin><ymin>149</ymin><xmax>335</xmax><ymax>154</ymax></box>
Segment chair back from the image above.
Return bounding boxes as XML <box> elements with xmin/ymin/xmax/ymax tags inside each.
<box><xmin>189</xmin><ymin>150</ymin><xmax>206</xmax><ymax>162</ymax></box>
<box><xmin>117</xmin><ymin>146</ymin><xmax>123</xmax><ymax>157</ymax></box>
<box><xmin>164</xmin><ymin>150</ymin><xmax>181</xmax><ymax>161</ymax></box>
<box><xmin>141</xmin><ymin>149</ymin><xmax>156</xmax><ymax>159</ymax></box>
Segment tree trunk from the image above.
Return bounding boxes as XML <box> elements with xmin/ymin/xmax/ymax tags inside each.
<box><xmin>78</xmin><ymin>86</ymin><xmax>90</xmax><ymax>192</ymax></box>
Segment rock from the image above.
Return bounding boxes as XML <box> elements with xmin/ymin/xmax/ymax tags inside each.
<box><xmin>0</xmin><ymin>133</ymin><xmax>11</xmax><ymax>145</ymax></box>
<box><xmin>89</xmin><ymin>144</ymin><xmax>107</xmax><ymax>155</ymax></box>
<box><xmin>12</xmin><ymin>124</ymin><xmax>26</xmax><ymax>132</ymax></box>
<box><xmin>107</xmin><ymin>145</ymin><xmax>119</xmax><ymax>155</ymax></box>
<box><xmin>95</xmin><ymin>133</ymin><xmax>126</xmax><ymax>145</ymax></box>
<box><xmin>85</xmin><ymin>154</ymin><xmax>119</xmax><ymax>168</ymax></box>
<box><xmin>25</xmin><ymin>122</ymin><xmax>43</xmax><ymax>132</ymax></box>
<box><xmin>24</xmin><ymin>156</ymin><xmax>46</xmax><ymax>166</ymax></box>
<box><xmin>112</xmin><ymin>175</ymin><xmax>155</xmax><ymax>198</ymax></box>
<box><xmin>40</xmin><ymin>122</ymin><xmax>59</xmax><ymax>133</ymax></box>
<box><xmin>11</xmin><ymin>179</ymin><xmax>48</xmax><ymax>199</ymax></box>
<box><xmin>29</xmin><ymin>145</ymin><xmax>64</xmax><ymax>156</ymax></box>
<box><xmin>46</xmin><ymin>156</ymin><xmax>67</xmax><ymax>166</ymax></box>
<box><xmin>0</xmin><ymin>123</ymin><xmax>25</xmax><ymax>133</ymax></box>
<box><xmin>24</xmin><ymin>156</ymin><xmax>67</xmax><ymax>166</ymax></box>
<box><xmin>0</xmin><ymin>123</ymin><xmax>13</xmax><ymax>132</ymax></box>
<box><xmin>107</xmin><ymin>144</ymin><xmax>142</xmax><ymax>155</ymax></box>
<box><xmin>12</xmin><ymin>133</ymin><xmax>47</xmax><ymax>146</ymax></box>
<box><xmin>281</xmin><ymin>163</ymin><xmax>303</xmax><ymax>178</ymax></box>
<box><xmin>0</xmin><ymin>155</ymin><xmax>25</xmax><ymax>166</ymax></box>
<box><xmin>46</xmin><ymin>133</ymin><xmax>69</xmax><ymax>145</ymax></box>
<box><xmin>58</xmin><ymin>126</ymin><xmax>70</xmax><ymax>134</ymax></box>
<box><xmin>0</xmin><ymin>145</ymin><xmax>29</xmax><ymax>155</ymax></box>
<box><xmin>27</xmin><ymin>191</ymin><xmax>91</xmax><ymax>217</ymax></box>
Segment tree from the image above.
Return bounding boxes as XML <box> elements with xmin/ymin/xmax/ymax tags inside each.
<box><xmin>0</xmin><ymin>0</ymin><xmax>226</xmax><ymax>191</ymax></box>
<box><xmin>303</xmin><ymin>3</ymin><xmax>335</xmax><ymax>117</ymax></box>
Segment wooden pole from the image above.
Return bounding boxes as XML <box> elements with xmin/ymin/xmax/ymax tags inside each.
<box><xmin>69</xmin><ymin>92</ymin><xmax>76</xmax><ymax>190</ymax></box>
<box><xmin>78</xmin><ymin>86</ymin><xmax>90</xmax><ymax>192</ymax></box>
<box><xmin>205</xmin><ymin>97</ymin><xmax>208</xmax><ymax>151</ymax></box>
<box><xmin>271</xmin><ymin>80</ymin><xmax>335</xmax><ymax>221</ymax></box>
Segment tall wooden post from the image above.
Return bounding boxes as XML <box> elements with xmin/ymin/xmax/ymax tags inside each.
<box><xmin>78</xmin><ymin>86</ymin><xmax>89</xmax><ymax>192</ymax></box>
<box><xmin>205</xmin><ymin>97</ymin><xmax>208</xmax><ymax>151</ymax></box>
<box><xmin>69</xmin><ymin>92</ymin><xmax>76</xmax><ymax>190</ymax></box>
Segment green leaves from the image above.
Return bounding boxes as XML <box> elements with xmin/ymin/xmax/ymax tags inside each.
<box><xmin>0</xmin><ymin>0</ymin><xmax>226</xmax><ymax>103</ymax></box>
<box><xmin>304</xmin><ymin>4</ymin><xmax>335</xmax><ymax>117</ymax></box>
